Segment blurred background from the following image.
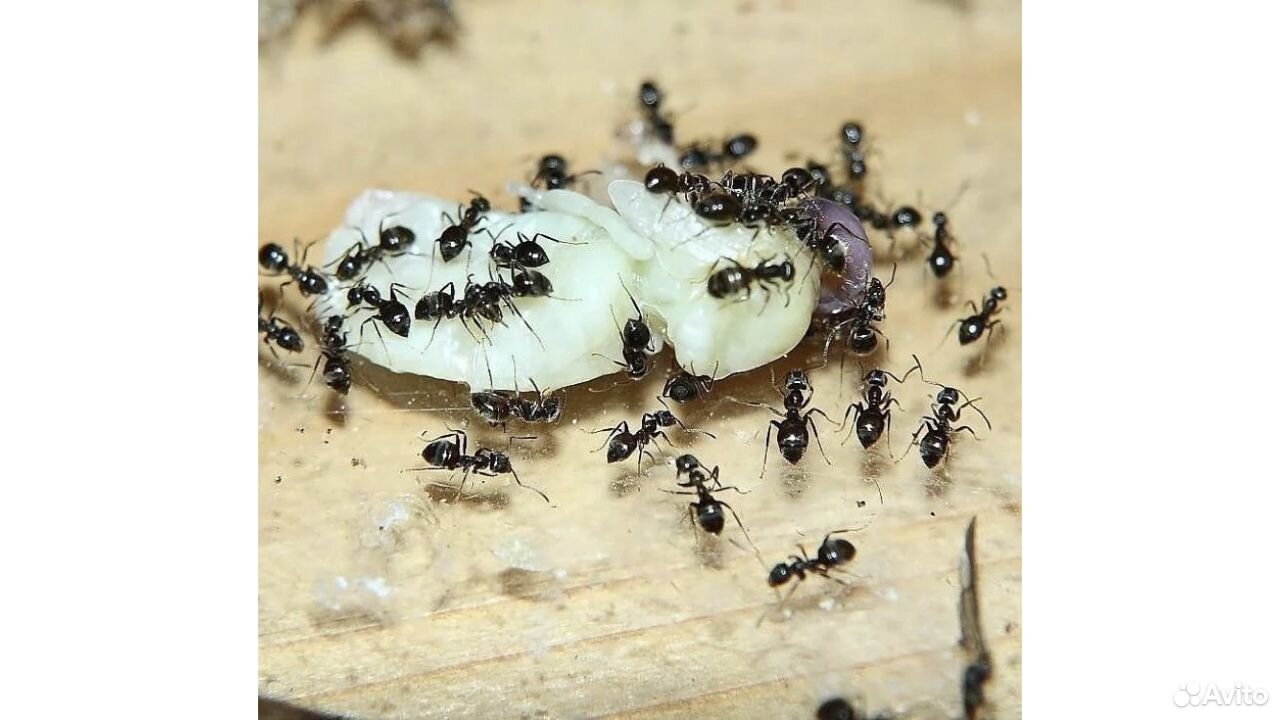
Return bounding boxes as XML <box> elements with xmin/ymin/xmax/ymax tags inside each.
<box><xmin>259</xmin><ymin>1</ymin><xmax>1020</xmax><ymax>717</ymax></box>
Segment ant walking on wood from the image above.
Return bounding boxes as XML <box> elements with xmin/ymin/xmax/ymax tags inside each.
<box><xmin>663</xmin><ymin>454</ymin><xmax>758</xmax><ymax>554</ymax></box>
<box><xmin>731</xmin><ymin>369</ymin><xmax>837</xmax><ymax>477</ymax></box>
<box><xmin>899</xmin><ymin>356</ymin><xmax>992</xmax><ymax>469</ymax></box>
<box><xmin>413</xmin><ymin>428</ymin><xmax>549</xmax><ymax>503</ymax></box>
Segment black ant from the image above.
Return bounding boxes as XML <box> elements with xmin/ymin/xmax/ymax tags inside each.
<box><xmin>415</xmin><ymin>428</ymin><xmax>548</xmax><ymax>502</ymax></box>
<box><xmin>259</xmin><ymin>239</ymin><xmax>329</xmax><ymax>297</ymax></box>
<box><xmin>328</xmin><ymin>214</ymin><xmax>417</xmax><ymax>281</ymax></box>
<box><xmin>837</xmin><ymin>360</ymin><xmax>920</xmax><ymax>451</ymax></box>
<box><xmin>258</xmin><ymin>293</ymin><xmax>304</xmax><ymax>357</ymax></box>
<box><xmin>307</xmin><ymin>315</ymin><xmax>353</xmax><ymax>395</ymax></box>
<box><xmin>595</xmin><ymin>282</ymin><xmax>658</xmax><ymax>380</ymax></box>
<box><xmin>663</xmin><ymin>454</ymin><xmax>756</xmax><ymax>550</ymax></box>
<box><xmin>490</xmin><ymin>231</ymin><xmax>582</xmax><ymax>270</ymax></box>
<box><xmin>706</xmin><ymin>256</ymin><xmax>795</xmax><ymax>309</ymax></box>
<box><xmin>347</xmin><ymin>281</ymin><xmax>413</xmax><ymax>338</ymax></box>
<box><xmin>692</xmin><ymin>189</ymin><xmax>743</xmax><ymax>225</ymax></box>
<box><xmin>814</xmin><ymin>697</ymin><xmax>895</xmax><ymax>720</ymax></box>
<box><xmin>822</xmin><ymin>263</ymin><xmax>896</xmax><ymax>360</ymax></box>
<box><xmin>839</xmin><ymin>120</ymin><xmax>870</xmax><ymax>183</ymax></box>
<box><xmin>662</xmin><ymin>363</ymin><xmax>718</xmax><ymax>404</ymax></box>
<box><xmin>638</xmin><ymin>80</ymin><xmax>675</xmax><ymax>144</ymax></box>
<box><xmin>513</xmin><ymin>378</ymin><xmax>563</xmax><ymax>423</ymax></box>
<box><xmin>925</xmin><ymin>211</ymin><xmax>958</xmax><ymax>277</ymax></box>
<box><xmin>951</xmin><ymin>286</ymin><xmax>1008</xmax><ymax>346</ymax></box>
<box><xmin>436</xmin><ymin>193</ymin><xmax>491</xmax><ymax>263</ymax></box>
<box><xmin>591</xmin><ymin>400</ymin><xmax>714</xmax><ymax>473</ymax></box>
<box><xmin>734</xmin><ymin>369</ymin><xmax>835</xmax><ymax>476</ymax></box>
<box><xmin>900</xmin><ymin>356</ymin><xmax>992</xmax><ymax>469</ymax></box>
<box><xmin>766</xmin><ymin>529</ymin><xmax>857</xmax><ymax>590</ymax></box>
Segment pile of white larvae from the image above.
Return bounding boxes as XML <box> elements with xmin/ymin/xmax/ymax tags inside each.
<box><xmin>312</xmin><ymin>180</ymin><xmax>830</xmax><ymax>392</ymax></box>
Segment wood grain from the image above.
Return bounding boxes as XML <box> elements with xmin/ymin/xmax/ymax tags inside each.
<box><xmin>259</xmin><ymin>1</ymin><xmax>1021</xmax><ymax>717</ymax></box>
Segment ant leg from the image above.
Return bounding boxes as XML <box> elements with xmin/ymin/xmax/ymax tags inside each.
<box><xmin>508</xmin><ymin>466</ymin><xmax>550</xmax><ymax>503</ymax></box>
<box><xmin>686</xmin><ymin>504</ymin><xmax>700</xmax><ymax>545</ymax></box>
<box><xmin>896</xmin><ymin>421</ymin><xmax>930</xmax><ymax>464</ymax></box>
<box><xmin>883</xmin><ymin>409</ymin><xmax>895</xmax><ymax>456</ymax></box>
<box><xmin>806</xmin><ymin>413</ymin><xmax>833</xmax><ymax>465</ymax></box>
<box><xmin>808</xmin><ymin>407</ymin><xmax>839</xmax><ymax>426</ymax></box>
<box><xmin>759</xmin><ymin>421</ymin><xmax>778</xmax><ymax>478</ymax></box>
<box><xmin>589</xmin><ymin>421</ymin><xmax>628</xmax><ymax>452</ymax></box>
<box><xmin>528</xmin><ymin>231</ymin><xmax>586</xmax><ymax>247</ymax></box>
<box><xmin>837</xmin><ymin>403</ymin><xmax>864</xmax><ymax>444</ymax></box>
<box><xmin>357</xmin><ymin>316</ymin><xmax>390</xmax><ymax>359</ymax></box>
<box><xmin>936</xmin><ymin>318</ymin><xmax>964</xmax><ymax>351</ymax></box>
<box><xmin>725</xmin><ymin>396</ymin><xmax>786</xmax><ymax>418</ymax></box>
<box><xmin>953</xmin><ymin>425</ymin><xmax>982</xmax><ymax>440</ymax></box>
<box><xmin>718</xmin><ymin>499</ymin><xmax>761</xmax><ymax>558</ymax></box>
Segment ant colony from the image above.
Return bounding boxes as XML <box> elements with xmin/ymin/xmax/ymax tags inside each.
<box><xmin>308</xmin><ymin>179</ymin><xmax>836</xmax><ymax>392</ymax></box>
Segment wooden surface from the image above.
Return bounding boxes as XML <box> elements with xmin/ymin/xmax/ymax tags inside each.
<box><xmin>259</xmin><ymin>1</ymin><xmax>1022</xmax><ymax>717</ymax></box>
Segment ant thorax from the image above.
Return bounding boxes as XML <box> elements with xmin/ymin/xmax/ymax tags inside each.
<box><xmin>310</xmin><ymin>183</ymin><xmax>829</xmax><ymax>393</ymax></box>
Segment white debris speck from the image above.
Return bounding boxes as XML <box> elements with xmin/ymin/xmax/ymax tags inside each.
<box><xmin>493</xmin><ymin>536</ymin><xmax>543</xmax><ymax>571</ymax></box>
<box><xmin>965</xmin><ymin>108</ymin><xmax>982</xmax><ymax>126</ymax></box>
<box><xmin>818</xmin><ymin>597</ymin><xmax>836</xmax><ymax>611</ymax></box>
<box><xmin>360</xmin><ymin>576</ymin><xmax>393</xmax><ymax>598</ymax></box>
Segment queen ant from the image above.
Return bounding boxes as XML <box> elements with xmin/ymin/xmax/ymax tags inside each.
<box><xmin>900</xmin><ymin>356</ymin><xmax>992</xmax><ymax>469</ymax></box>
<box><xmin>732</xmin><ymin>369</ymin><xmax>836</xmax><ymax>476</ymax></box>
<box><xmin>706</xmin><ymin>255</ymin><xmax>796</xmax><ymax>310</ymax></box>
<box><xmin>258</xmin><ymin>293</ymin><xmax>303</xmax><ymax>357</ymax></box>
<box><xmin>259</xmin><ymin>239</ymin><xmax>330</xmax><ymax>297</ymax></box>
<box><xmin>435</xmin><ymin>193</ymin><xmax>491</xmax><ymax>263</ymax></box>
<box><xmin>591</xmin><ymin>400</ymin><xmax>714</xmax><ymax>473</ymax></box>
<box><xmin>662</xmin><ymin>454</ymin><xmax>757</xmax><ymax>552</ymax></box>
<box><xmin>414</xmin><ymin>428</ymin><xmax>549</xmax><ymax>502</ymax></box>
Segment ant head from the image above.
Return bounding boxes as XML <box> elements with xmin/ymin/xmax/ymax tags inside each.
<box><xmin>468</xmin><ymin>193</ymin><xmax>491</xmax><ymax>213</ymax></box>
<box><xmin>653</xmin><ymin>410</ymin><xmax>677</xmax><ymax>426</ymax></box>
<box><xmin>675</xmin><ymin>453</ymin><xmax>700</xmax><ymax>475</ymax></box>
<box><xmin>540</xmin><ymin>396</ymin><xmax>562</xmax><ymax>422</ymax></box>
<box><xmin>992</xmin><ymin>286</ymin><xmax>1008</xmax><ymax>301</ymax></box>
<box><xmin>638</xmin><ymin>80</ymin><xmax>662</xmax><ymax>109</ymax></box>
<box><xmin>724</xmin><ymin>133</ymin><xmax>757</xmax><ymax>159</ymax></box>
<box><xmin>781</xmin><ymin>166</ymin><xmax>815</xmax><ymax>192</ymax></box>
<box><xmin>933</xmin><ymin>211</ymin><xmax>948</xmax><ymax>228</ymax></box>
<box><xmin>782</xmin><ymin>368</ymin><xmax>809</xmax><ymax>392</ymax></box>
<box><xmin>258</xmin><ymin>243</ymin><xmax>289</xmax><ymax>272</ymax></box>
<box><xmin>323</xmin><ymin>315</ymin><xmax>344</xmax><ymax>334</ymax></box>
<box><xmin>937</xmin><ymin>387</ymin><xmax>960</xmax><ymax>405</ymax></box>
<box><xmin>767</xmin><ymin>563</ymin><xmax>792</xmax><ymax>587</ymax></box>
<box><xmin>538</xmin><ymin>154</ymin><xmax>567</xmax><ymax>174</ymax></box>
<box><xmin>840</xmin><ymin>121</ymin><xmax>864</xmax><ymax>146</ymax></box>
<box><xmin>816</xmin><ymin>697</ymin><xmax>857</xmax><ymax>720</ymax></box>
<box><xmin>864</xmin><ymin>368</ymin><xmax>888</xmax><ymax>387</ymax></box>
<box><xmin>489</xmin><ymin>452</ymin><xmax>512</xmax><ymax>474</ymax></box>
<box><xmin>892</xmin><ymin>205</ymin><xmax>922</xmax><ymax>228</ymax></box>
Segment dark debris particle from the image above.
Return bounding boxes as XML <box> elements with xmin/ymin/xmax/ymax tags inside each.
<box><xmin>931</xmin><ymin>511</ymin><xmax>937</xmax><ymax>516</ymax></box>
<box><xmin>856</xmin><ymin>500</ymin><xmax>866</xmax><ymax>508</ymax></box>
<box><xmin>296</xmin><ymin>426</ymin><xmax>305</xmax><ymax>434</ymax></box>
<box><xmin>351</xmin><ymin>457</ymin><xmax>366</xmax><ymax>468</ymax></box>
<box><xmin>274</xmin><ymin>476</ymin><xmax>282</xmax><ymax>485</ymax></box>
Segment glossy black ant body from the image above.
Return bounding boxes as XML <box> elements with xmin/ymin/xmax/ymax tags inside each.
<box><xmin>663</xmin><ymin>454</ymin><xmax>756</xmax><ymax>549</ymax></box>
<box><xmin>470</xmin><ymin>389</ymin><xmax>517</xmax><ymax>427</ymax></box>
<box><xmin>814</xmin><ymin>697</ymin><xmax>894</xmax><ymax>720</ymax></box>
<box><xmin>592</xmin><ymin>402</ymin><xmax>714</xmax><ymax>472</ymax></box>
<box><xmin>790</xmin><ymin>209</ymin><xmax>859</xmax><ymax>274</ymax></box>
<box><xmin>259</xmin><ymin>240</ymin><xmax>329</xmax><ymax>297</ymax></box>
<box><xmin>839</xmin><ymin>120</ymin><xmax>869</xmax><ymax>183</ymax></box>
<box><xmin>436</xmin><ymin>194</ymin><xmax>491</xmax><ymax>263</ymax></box>
<box><xmin>638</xmin><ymin>80</ymin><xmax>675</xmax><ymax>144</ymax></box>
<box><xmin>901</xmin><ymin>357</ymin><xmax>992</xmax><ymax>469</ymax></box>
<box><xmin>766</xmin><ymin>530</ymin><xmax>857</xmax><ymax>589</ymax></box>
<box><xmin>416</xmin><ymin>429</ymin><xmax>548</xmax><ymax>502</ymax></box>
<box><xmin>679</xmin><ymin>133</ymin><xmax>758</xmax><ymax>171</ymax></box>
<box><xmin>952</xmin><ymin>286</ymin><xmax>1008</xmax><ymax>346</ymax></box>
<box><xmin>307</xmin><ymin>315</ymin><xmax>353</xmax><ymax>395</ymax></box>
<box><xmin>347</xmin><ymin>281</ymin><xmax>413</xmax><ymax>338</ymax></box>
<box><xmin>596</xmin><ymin>284</ymin><xmax>658</xmax><ymax>379</ymax></box>
<box><xmin>328</xmin><ymin>214</ymin><xmax>418</xmax><ymax>280</ymax></box>
<box><xmin>490</xmin><ymin>231</ymin><xmax>580</xmax><ymax>271</ymax></box>
<box><xmin>735</xmin><ymin>369</ymin><xmax>835</xmax><ymax>476</ymax></box>
<box><xmin>706</xmin><ymin>256</ymin><xmax>795</xmax><ymax>308</ymax></box>
<box><xmin>693</xmin><ymin>189</ymin><xmax>743</xmax><ymax>225</ymax></box>
<box><xmin>662</xmin><ymin>365</ymin><xmax>717</xmax><ymax>404</ymax></box>
<box><xmin>837</xmin><ymin>361</ymin><xmax>920</xmax><ymax>451</ymax></box>
<box><xmin>822</xmin><ymin>264</ymin><xmax>895</xmax><ymax>359</ymax></box>
<box><xmin>513</xmin><ymin>379</ymin><xmax>563</xmax><ymax>423</ymax></box>
<box><xmin>258</xmin><ymin>293</ymin><xmax>304</xmax><ymax>356</ymax></box>
<box><xmin>925</xmin><ymin>211</ymin><xmax>958</xmax><ymax>277</ymax></box>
